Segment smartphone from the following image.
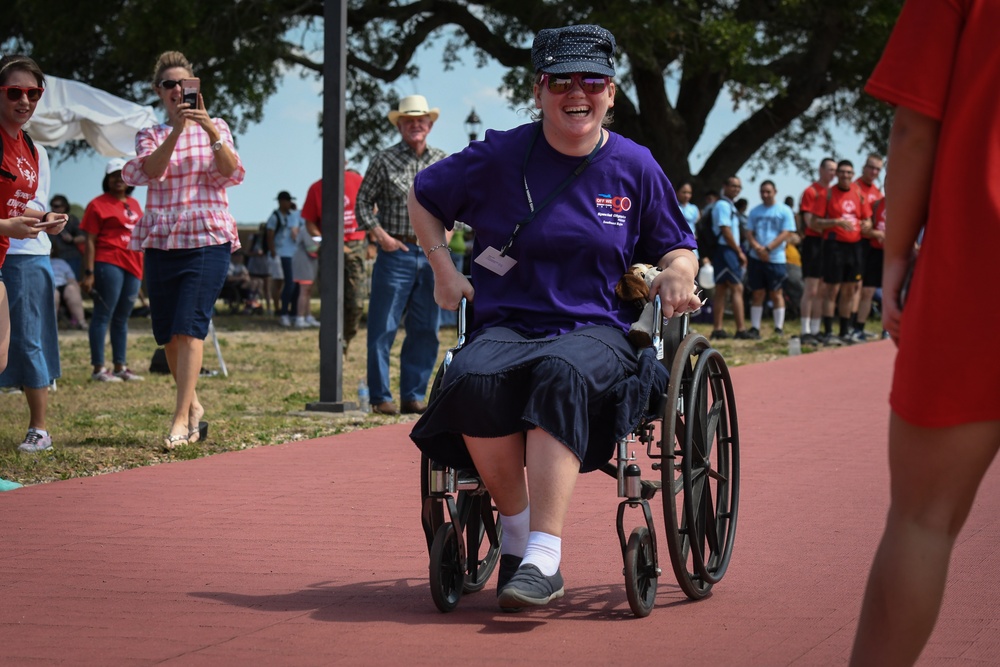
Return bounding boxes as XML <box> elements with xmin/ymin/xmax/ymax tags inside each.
<box><xmin>33</xmin><ymin>217</ymin><xmax>65</xmax><ymax>229</ymax></box>
<box><xmin>182</xmin><ymin>78</ymin><xmax>200</xmax><ymax>107</ymax></box>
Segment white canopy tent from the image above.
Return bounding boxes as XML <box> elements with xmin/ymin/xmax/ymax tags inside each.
<box><xmin>24</xmin><ymin>75</ymin><xmax>158</xmax><ymax>157</ymax></box>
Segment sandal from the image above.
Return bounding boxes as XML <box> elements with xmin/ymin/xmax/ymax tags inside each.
<box><xmin>163</xmin><ymin>433</ymin><xmax>188</xmax><ymax>451</ymax></box>
<box><xmin>188</xmin><ymin>420</ymin><xmax>209</xmax><ymax>444</ymax></box>
<box><xmin>188</xmin><ymin>404</ymin><xmax>206</xmax><ymax>443</ymax></box>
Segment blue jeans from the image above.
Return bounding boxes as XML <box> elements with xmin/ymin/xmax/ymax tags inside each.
<box><xmin>366</xmin><ymin>244</ymin><xmax>441</xmax><ymax>404</ymax></box>
<box><xmin>279</xmin><ymin>255</ymin><xmax>299</xmax><ymax>316</ymax></box>
<box><xmin>88</xmin><ymin>262</ymin><xmax>141</xmax><ymax>368</ymax></box>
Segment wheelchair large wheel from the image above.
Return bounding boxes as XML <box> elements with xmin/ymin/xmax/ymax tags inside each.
<box><xmin>420</xmin><ymin>453</ymin><xmax>445</xmax><ymax>550</ymax></box>
<box><xmin>460</xmin><ymin>492</ymin><xmax>503</xmax><ymax>593</ymax></box>
<box><xmin>624</xmin><ymin>526</ymin><xmax>657</xmax><ymax>618</ymax></box>
<box><xmin>661</xmin><ymin>333</ymin><xmax>740</xmax><ymax>600</ymax></box>
<box><xmin>420</xmin><ymin>454</ymin><xmax>502</xmax><ymax>595</ymax></box>
<box><xmin>429</xmin><ymin>523</ymin><xmax>464</xmax><ymax>613</ymax></box>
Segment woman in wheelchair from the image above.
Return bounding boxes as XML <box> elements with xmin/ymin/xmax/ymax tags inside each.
<box><xmin>407</xmin><ymin>24</ymin><xmax>701</xmax><ymax>612</ymax></box>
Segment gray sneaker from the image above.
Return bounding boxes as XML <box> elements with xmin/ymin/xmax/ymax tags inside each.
<box><xmin>497</xmin><ymin>564</ymin><xmax>565</xmax><ymax>610</ymax></box>
<box><xmin>113</xmin><ymin>368</ymin><xmax>144</xmax><ymax>382</ymax></box>
<box><xmin>497</xmin><ymin>555</ymin><xmax>523</xmax><ymax>594</ymax></box>
<box><xmin>91</xmin><ymin>369</ymin><xmax>123</xmax><ymax>382</ymax></box>
<box><xmin>18</xmin><ymin>429</ymin><xmax>52</xmax><ymax>453</ymax></box>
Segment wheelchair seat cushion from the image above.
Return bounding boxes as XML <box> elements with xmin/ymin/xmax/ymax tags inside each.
<box><xmin>410</xmin><ymin>325</ymin><xmax>668</xmax><ymax>473</ymax></box>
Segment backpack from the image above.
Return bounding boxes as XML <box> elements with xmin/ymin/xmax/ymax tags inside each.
<box><xmin>0</xmin><ymin>130</ymin><xmax>38</xmax><ymax>182</ymax></box>
<box><xmin>695</xmin><ymin>202</ymin><xmax>720</xmax><ymax>257</ymax></box>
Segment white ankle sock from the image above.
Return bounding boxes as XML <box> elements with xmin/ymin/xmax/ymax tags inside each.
<box><xmin>773</xmin><ymin>307</ymin><xmax>786</xmax><ymax>331</ymax></box>
<box><xmin>801</xmin><ymin>316</ymin><xmax>810</xmax><ymax>334</ymax></box>
<box><xmin>810</xmin><ymin>318</ymin><xmax>821</xmax><ymax>335</ymax></box>
<box><xmin>522</xmin><ymin>531</ymin><xmax>561</xmax><ymax>576</ymax></box>
<box><xmin>499</xmin><ymin>506</ymin><xmax>530</xmax><ymax>557</ymax></box>
<box><xmin>750</xmin><ymin>306</ymin><xmax>763</xmax><ymax>330</ymax></box>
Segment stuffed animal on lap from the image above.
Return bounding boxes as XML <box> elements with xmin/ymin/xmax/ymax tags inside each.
<box><xmin>615</xmin><ymin>263</ymin><xmax>661</xmax><ymax>348</ymax></box>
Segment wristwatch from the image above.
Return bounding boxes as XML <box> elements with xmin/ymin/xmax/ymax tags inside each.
<box><xmin>211</xmin><ymin>140</ymin><xmax>223</xmax><ymax>152</ymax></box>
<box><xmin>83</xmin><ymin>269</ymin><xmax>94</xmax><ymax>276</ymax></box>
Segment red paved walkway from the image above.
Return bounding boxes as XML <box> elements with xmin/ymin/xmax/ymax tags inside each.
<box><xmin>3</xmin><ymin>341</ymin><xmax>999</xmax><ymax>665</ymax></box>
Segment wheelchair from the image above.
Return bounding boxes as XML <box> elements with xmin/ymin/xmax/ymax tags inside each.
<box><xmin>419</xmin><ymin>297</ymin><xmax>740</xmax><ymax>617</ymax></box>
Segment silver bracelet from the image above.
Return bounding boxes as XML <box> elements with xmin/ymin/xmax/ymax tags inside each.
<box><xmin>426</xmin><ymin>242</ymin><xmax>449</xmax><ymax>255</ymax></box>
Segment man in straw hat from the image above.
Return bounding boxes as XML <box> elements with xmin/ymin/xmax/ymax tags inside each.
<box><xmin>356</xmin><ymin>94</ymin><xmax>448</xmax><ymax>415</ymax></box>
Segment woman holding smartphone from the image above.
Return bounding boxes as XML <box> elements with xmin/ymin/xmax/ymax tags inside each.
<box><xmin>122</xmin><ymin>50</ymin><xmax>245</xmax><ymax>451</ymax></box>
<box><xmin>0</xmin><ymin>54</ymin><xmax>69</xmax><ymax>453</ymax></box>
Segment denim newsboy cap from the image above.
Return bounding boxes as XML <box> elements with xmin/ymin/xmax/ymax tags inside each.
<box><xmin>531</xmin><ymin>24</ymin><xmax>616</xmax><ymax>77</ymax></box>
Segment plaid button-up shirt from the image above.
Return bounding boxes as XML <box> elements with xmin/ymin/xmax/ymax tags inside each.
<box><xmin>355</xmin><ymin>141</ymin><xmax>447</xmax><ymax>237</ymax></box>
<box><xmin>123</xmin><ymin>119</ymin><xmax>245</xmax><ymax>251</ymax></box>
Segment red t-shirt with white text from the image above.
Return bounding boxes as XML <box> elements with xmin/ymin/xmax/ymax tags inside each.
<box><xmin>0</xmin><ymin>131</ymin><xmax>39</xmax><ymax>267</ymax></box>
<box><xmin>80</xmin><ymin>193</ymin><xmax>145</xmax><ymax>279</ymax></box>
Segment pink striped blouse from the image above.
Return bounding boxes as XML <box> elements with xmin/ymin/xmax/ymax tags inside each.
<box><xmin>123</xmin><ymin>118</ymin><xmax>246</xmax><ymax>252</ymax></box>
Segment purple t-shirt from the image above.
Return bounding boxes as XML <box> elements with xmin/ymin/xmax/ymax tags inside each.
<box><xmin>414</xmin><ymin>123</ymin><xmax>695</xmax><ymax>338</ymax></box>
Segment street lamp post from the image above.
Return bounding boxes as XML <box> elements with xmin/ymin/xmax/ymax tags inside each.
<box><xmin>464</xmin><ymin>108</ymin><xmax>482</xmax><ymax>142</ymax></box>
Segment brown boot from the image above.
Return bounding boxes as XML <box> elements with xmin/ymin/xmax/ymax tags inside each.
<box><xmin>401</xmin><ymin>400</ymin><xmax>427</xmax><ymax>414</ymax></box>
<box><xmin>372</xmin><ymin>401</ymin><xmax>399</xmax><ymax>415</ymax></box>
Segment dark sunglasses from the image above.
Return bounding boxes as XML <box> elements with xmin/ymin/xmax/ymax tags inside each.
<box><xmin>157</xmin><ymin>79</ymin><xmax>184</xmax><ymax>90</ymax></box>
<box><xmin>541</xmin><ymin>73</ymin><xmax>611</xmax><ymax>95</ymax></box>
<box><xmin>1</xmin><ymin>86</ymin><xmax>44</xmax><ymax>102</ymax></box>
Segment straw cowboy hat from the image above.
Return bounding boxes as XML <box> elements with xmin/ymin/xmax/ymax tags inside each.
<box><xmin>388</xmin><ymin>95</ymin><xmax>440</xmax><ymax>127</ymax></box>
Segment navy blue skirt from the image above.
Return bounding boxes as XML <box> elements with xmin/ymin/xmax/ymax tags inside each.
<box><xmin>410</xmin><ymin>325</ymin><xmax>668</xmax><ymax>473</ymax></box>
<box><xmin>144</xmin><ymin>243</ymin><xmax>231</xmax><ymax>345</ymax></box>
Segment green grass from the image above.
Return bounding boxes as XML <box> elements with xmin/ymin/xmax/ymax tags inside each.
<box><xmin>0</xmin><ymin>306</ymin><xmax>814</xmax><ymax>486</ymax></box>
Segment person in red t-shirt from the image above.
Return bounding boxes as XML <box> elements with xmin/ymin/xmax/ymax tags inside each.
<box><xmin>0</xmin><ymin>55</ymin><xmax>70</xmax><ymax>382</ymax></box>
<box><xmin>809</xmin><ymin>159</ymin><xmax>872</xmax><ymax>344</ymax></box>
<box><xmin>299</xmin><ymin>168</ymin><xmax>369</xmax><ymax>352</ymax></box>
<box><xmin>856</xmin><ymin>195</ymin><xmax>886</xmax><ymax>340</ymax></box>
<box><xmin>852</xmin><ymin>0</ymin><xmax>1000</xmax><ymax>663</ymax></box>
<box><xmin>852</xmin><ymin>154</ymin><xmax>884</xmax><ymax>340</ymax></box>
<box><xmin>80</xmin><ymin>158</ymin><xmax>145</xmax><ymax>382</ymax></box>
<box><xmin>797</xmin><ymin>157</ymin><xmax>836</xmax><ymax>345</ymax></box>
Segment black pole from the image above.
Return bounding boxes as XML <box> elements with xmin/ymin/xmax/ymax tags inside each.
<box><xmin>306</xmin><ymin>0</ymin><xmax>353</xmax><ymax>413</ymax></box>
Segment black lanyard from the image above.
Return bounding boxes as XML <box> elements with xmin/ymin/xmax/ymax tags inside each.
<box><xmin>499</xmin><ymin>124</ymin><xmax>604</xmax><ymax>257</ymax></box>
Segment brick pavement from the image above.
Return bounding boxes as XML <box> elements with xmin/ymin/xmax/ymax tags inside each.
<box><xmin>2</xmin><ymin>341</ymin><xmax>999</xmax><ymax>665</ymax></box>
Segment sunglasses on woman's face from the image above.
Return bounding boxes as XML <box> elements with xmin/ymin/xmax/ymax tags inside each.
<box><xmin>157</xmin><ymin>79</ymin><xmax>184</xmax><ymax>90</ymax></box>
<box><xmin>541</xmin><ymin>73</ymin><xmax>611</xmax><ymax>95</ymax></box>
<box><xmin>1</xmin><ymin>86</ymin><xmax>44</xmax><ymax>102</ymax></box>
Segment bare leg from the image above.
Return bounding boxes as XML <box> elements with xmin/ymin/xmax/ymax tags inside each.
<box><xmin>296</xmin><ymin>283</ymin><xmax>312</xmax><ymax>319</ymax></box>
<box><xmin>62</xmin><ymin>282</ymin><xmax>87</xmax><ymax>326</ymax></box>
<box><xmin>24</xmin><ymin>386</ymin><xmax>47</xmax><ymax>431</ymax></box>
<box><xmin>850</xmin><ymin>415</ymin><xmax>1000</xmax><ymax>666</ymax></box>
<box><xmin>465</xmin><ymin>428</ymin><xmax>580</xmax><ymax>536</ymax></box>
<box><xmin>523</xmin><ymin>428</ymin><xmax>580</xmax><ymax>536</ymax></box>
<box><xmin>801</xmin><ymin>277</ymin><xmax>818</xmax><ymax>323</ymax></box>
<box><xmin>838</xmin><ymin>281</ymin><xmax>859</xmax><ymax>318</ymax></box>
<box><xmin>822</xmin><ymin>281</ymin><xmax>839</xmax><ymax>318</ymax></box>
<box><xmin>465</xmin><ymin>433</ymin><xmax>528</xmax><ymax>517</ymax></box>
<box><xmin>712</xmin><ymin>283</ymin><xmax>728</xmax><ymax>331</ymax></box>
<box><xmin>730</xmin><ymin>282</ymin><xmax>746</xmax><ymax>331</ymax></box>
<box><xmin>857</xmin><ymin>286</ymin><xmax>878</xmax><ymax>324</ymax></box>
<box><xmin>163</xmin><ymin>335</ymin><xmax>204</xmax><ymax>440</ymax></box>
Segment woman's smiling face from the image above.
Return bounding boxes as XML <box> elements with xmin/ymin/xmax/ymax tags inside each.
<box><xmin>0</xmin><ymin>69</ymin><xmax>42</xmax><ymax>133</ymax></box>
<box><xmin>534</xmin><ymin>72</ymin><xmax>615</xmax><ymax>154</ymax></box>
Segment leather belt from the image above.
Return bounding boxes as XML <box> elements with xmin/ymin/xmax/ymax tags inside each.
<box><xmin>390</xmin><ymin>233</ymin><xmax>419</xmax><ymax>245</ymax></box>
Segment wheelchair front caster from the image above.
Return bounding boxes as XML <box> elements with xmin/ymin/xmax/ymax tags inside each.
<box><xmin>429</xmin><ymin>523</ymin><xmax>464</xmax><ymax>612</ymax></box>
<box><xmin>624</xmin><ymin>526</ymin><xmax>657</xmax><ymax>617</ymax></box>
